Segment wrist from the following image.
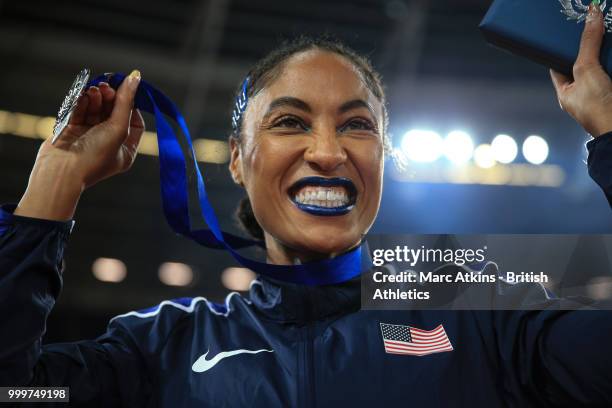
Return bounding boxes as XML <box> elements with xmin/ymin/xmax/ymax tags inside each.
<box><xmin>14</xmin><ymin>159</ymin><xmax>85</xmax><ymax>221</ymax></box>
<box><xmin>586</xmin><ymin>110</ymin><xmax>612</xmax><ymax>137</ymax></box>
<box><xmin>593</xmin><ymin>124</ymin><xmax>612</xmax><ymax>138</ymax></box>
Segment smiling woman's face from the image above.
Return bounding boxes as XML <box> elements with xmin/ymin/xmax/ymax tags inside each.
<box><xmin>230</xmin><ymin>49</ymin><xmax>385</xmax><ymax>262</ymax></box>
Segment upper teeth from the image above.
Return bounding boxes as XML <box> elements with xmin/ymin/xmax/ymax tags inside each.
<box><xmin>293</xmin><ymin>186</ymin><xmax>351</xmax><ymax>208</ymax></box>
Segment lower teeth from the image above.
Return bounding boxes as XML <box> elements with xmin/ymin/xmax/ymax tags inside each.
<box><xmin>296</xmin><ymin>200</ymin><xmax>348</xmax><ymax>208</ymax></box>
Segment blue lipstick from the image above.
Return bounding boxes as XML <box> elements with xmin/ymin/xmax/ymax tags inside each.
<box><xmin>289</xmin><ymin>176</ymin><xmax>357</xmax><ymax>216</ymax></box>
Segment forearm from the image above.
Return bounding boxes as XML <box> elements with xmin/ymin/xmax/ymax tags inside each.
<box><xmin>586</xmin><ymin>132</ymin><xmax>612</xmax><ymax>206</ymax></box>
<box><xmin>0</xmin><ymin>206</ymin><xmax>73</xmax><ymax>385</ymax></box>
<box><xmin>492</xmin><ymin>306</ymin><xmax>612</xmax><ymax>406</ymax></box>
<box><xmin>0</xmin><ymin>207</ymin><xmax>149</xmax><ymax>405</ymax></box>
<box><xmin>536</xmin><ymin>308</ymin><xmax>612</xmax><ymax>405</ymax></box>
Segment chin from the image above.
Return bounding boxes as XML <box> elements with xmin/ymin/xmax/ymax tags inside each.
<box><xmin>289</xmin><ymin>224</ymin><xmax>361</xmax><ymax>257</ymax></box>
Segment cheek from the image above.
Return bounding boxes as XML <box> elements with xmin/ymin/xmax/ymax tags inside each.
<box><xmin>242</xmin><ymin>137</ymin><xmax>292</xmax><ymax>187</ymax></box>
<box><xmin>355</xmin><ymin>141</ymin><xmax>384</xmax><ymax>193</ymax></box>
<box><xmin>360</xmin><ymin>143</ymin><xmax>384</xmax><ymax>229</ymax></box>
<box><xmin>241</xmin><ymin>137</ymin><xmax>303</xmax><ymax>224</ymax></box>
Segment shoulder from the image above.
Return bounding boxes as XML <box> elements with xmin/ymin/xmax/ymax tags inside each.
<box><xmin>106</xmin><ymin>293</ymin><xmax>252</xmax><ymax>352</ymax></box>
<box><xmin>112</xmin><ymin>292</ymin><xmax>251</xmax><ymax>324</ymax></box>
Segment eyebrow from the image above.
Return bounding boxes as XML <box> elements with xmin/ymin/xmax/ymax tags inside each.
<box><xmin>263</xmin><ymin>97</ymin><xmax>312</xmax><ymax>120</ymax></box>
<box><xmin>338</xmin><ymin>99</ymin><xmax>376</xmax><ymax>117</ymax></box>
<box><xmin>262</xmin><ymin>96</ymin><xmax>377</xmax><ymax>121</ymax></box>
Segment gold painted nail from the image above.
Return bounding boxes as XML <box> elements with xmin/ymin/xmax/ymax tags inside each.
<box><xmin>129</xmin><ymin>69</ymin><xmax>141</xmax><ymax>80</ymax></box>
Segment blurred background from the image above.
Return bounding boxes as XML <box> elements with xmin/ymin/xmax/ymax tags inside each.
<box><xmin>1</xmin><ymin>0</ymin><xmax>612</xmax><ymax>341</ymax></box>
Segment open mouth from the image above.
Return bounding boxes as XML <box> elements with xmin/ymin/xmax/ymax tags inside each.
<box><xmin>288</xmin><ymin>176</ymin><xmax>357</xmax><ymax>216</ymax></box>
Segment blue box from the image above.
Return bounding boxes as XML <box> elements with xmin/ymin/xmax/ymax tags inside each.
<box><xmin>479</xmin><ymin>0</ymin><xmax>612</xmax><ymax>75</ymax></box>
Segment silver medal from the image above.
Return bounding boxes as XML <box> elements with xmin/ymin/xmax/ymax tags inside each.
<box><xmin>559</xmin><ymin>0</ymin><xmax>612</xmax><ymax>32</ymax></box>
<box><xmin>51</xmin><ymin>68</ymin><xmax>91</xmax><ymax>144</ymax></box>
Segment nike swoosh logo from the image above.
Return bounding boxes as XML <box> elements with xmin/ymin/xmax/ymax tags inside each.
<box><xmin>191</xmin><ymin>348</ymin><xmax>274</xmax><ymax>373</ymax></box>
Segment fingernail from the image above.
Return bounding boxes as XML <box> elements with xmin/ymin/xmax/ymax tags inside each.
<box><xmin>588</xmin><ymin>0</ymin><xmax>602</xmax><ymax>21</ymax></box>
<box><xmin>128</xmin><ymin>69</ymin><xmax>141</xmax><ymax>89</ymax></box>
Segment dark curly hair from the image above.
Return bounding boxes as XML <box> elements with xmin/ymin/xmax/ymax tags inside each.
<box><xmin>230</xmin><ymin>35</ymin><xmax>389</xmax><ymax>242</ymax></box>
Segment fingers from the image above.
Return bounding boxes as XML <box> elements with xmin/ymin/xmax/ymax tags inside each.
<box><xmin>85</xmin><ymin>86</ymin><xmax>102</xmax><ymax>126</ymax></box>
<box><xmin>68</xmin><ymin>83</ymin><xmax>109</xmax><ymax>127</ymax></box>
<box><xmin>118</xmin><ymin>109</ymin><xmax>145</xmax><ymax>171</ymax></box>
<box><xmin>576</xmin><ymin>4</ymin><xmax>605</xmax><ymax>71</ymax></box>
<box><xmin>68</xmin><ymin>93</ymin><xmax>90</xmax><ymax>126</ymax></box>
<box><xmin>124</xmin><ymin>109</ymin><xmax>145</xmax><ymax>154</ymax></box>
<box><xmin>108</xmin><ymin>70</ymin><xmax>141</xmax><ymax>139</ymax></box>
<box><xmin>129</xmin><ymin>108</ymin><xmax>145</xmax><ymax>131</ymax></box>
<box><xmin>99</xmin><ymin>82</ymin><xmax>116</xmax><ymax>121</ymax></box>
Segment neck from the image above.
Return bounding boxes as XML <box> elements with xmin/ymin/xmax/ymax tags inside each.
<box><xmin>263</xmin><ymin>233</ymin><xmax>360</xmax><ymax>265</ymax></box>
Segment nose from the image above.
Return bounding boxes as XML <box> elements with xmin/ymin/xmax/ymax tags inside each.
<box><xmin>304</xmin><ymin>128</ymin><xmax>348</xmax><ymax>172</ymax></box>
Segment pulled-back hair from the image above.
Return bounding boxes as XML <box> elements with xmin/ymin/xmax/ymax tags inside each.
<box><xmin>231</xmin><ymin>35</ymin><xmax>389</xmax><ymax>242</ymax></box>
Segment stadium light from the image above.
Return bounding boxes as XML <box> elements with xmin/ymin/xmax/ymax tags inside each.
<box><xmin>92</xmin><ymin>258</ymin><xmax>127</xmax><ymax>283</ymax></box>
<box><xmin>222</xmin><ymin>267</ymin><xmax>256</xmax><ymax>291</ymax></box>
<box><xmin>491</xmin><ymin>134</ymin><xmax>518</xmax><ymax>164</ymax></box>
<box><xmin>443</xmin><ymin>130</ymin><xmax>474</xmax><ymax>164</ymax></box>
<box><xmin>159</xmin><ymin>262</ymin><xmax>193</xmax><ymax>286</ymax></box>
<box><xmin>473</xmin><ymin>144</ymin><xmax>496</xmax><ymax>169</ymax></box>
<box><xmin>522</xmin><ymin>135</ymin><xmax>549</xmax><ymax>165</ymax></box>
<box><xmin>401</xmin><ymin>129</ymin><xmax>443</xmax><ymax>163</ymax></box>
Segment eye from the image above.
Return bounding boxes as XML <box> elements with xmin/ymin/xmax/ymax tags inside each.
<box><xmin>340</xmin><ymin>118</ymin><xmax>377</xmax><ymax>133</ymax></box>
<box><xmin>272</xmin><ymin>116</ymin><xmax>308</xmax><ymax>130</ymax></box>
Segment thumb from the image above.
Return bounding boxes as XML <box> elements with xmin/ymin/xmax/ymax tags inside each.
<box><xmin>108</xmin><ymin>70</ymin><xmax>142</xmax><ymax>141</ymax></box>
<box><xmin>575</xmin><ymin>2</ymin><xmax>605</xmax><ymax>70</ymax></box>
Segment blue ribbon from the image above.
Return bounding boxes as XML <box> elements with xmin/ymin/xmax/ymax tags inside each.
<box><xmin>89</xmin><ymin>73</ymin><xmax>370</xmax><ymax>285</ymax></box>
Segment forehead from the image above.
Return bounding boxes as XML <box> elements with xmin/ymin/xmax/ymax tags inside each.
<box><xmin>257</xmin><ymin>50</ymin><xmax>379</xmax><ymax>109</ymax></box>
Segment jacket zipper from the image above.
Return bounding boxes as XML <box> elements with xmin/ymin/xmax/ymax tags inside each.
<box><xmin>298</xmin><ymin>324</ymin><xmax>315</xmax><ymax>408</ymax></box>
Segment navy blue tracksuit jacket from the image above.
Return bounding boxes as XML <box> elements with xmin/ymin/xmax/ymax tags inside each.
<box><xmin>2</xmin><ymin>134</ymin><xmax>612</xmax><ymax>407</ymax></box>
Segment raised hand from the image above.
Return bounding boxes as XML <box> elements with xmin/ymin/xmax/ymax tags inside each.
<box><xmin>550</xmin><ymin>3</ymin><xmax>612</xmax><ymax>137</ymax></box>
<box><xmin>14</xmin><ymin>70</ymin><xmax>144</xmax><ymax>221</ymax></box>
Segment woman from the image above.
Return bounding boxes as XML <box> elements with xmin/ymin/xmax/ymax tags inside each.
<box><xmin>1</xmin><ymin>4</ymin><xmax>612</xmax><ymax>407</ymax></box>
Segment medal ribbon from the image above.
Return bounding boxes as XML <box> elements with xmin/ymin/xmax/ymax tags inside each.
<box><xmin>88</xmin><ymin>73</ymin><xmax>370</xmax><ymax>285</ymax></box>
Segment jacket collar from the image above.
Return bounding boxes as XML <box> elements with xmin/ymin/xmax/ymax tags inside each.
<box><xmin>248</xmin><ymin>274</ymin><xmax>361</xmax><ymax>324</ymax></box>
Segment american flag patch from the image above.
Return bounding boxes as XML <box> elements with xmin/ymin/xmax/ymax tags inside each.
<box><xmin>380</xmin><ymin>323</ymin><xmax>453</xmax><ymax>356</ymax></box>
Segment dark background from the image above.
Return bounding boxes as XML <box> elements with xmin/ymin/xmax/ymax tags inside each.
<box><xmin>1</xmin><ymin>0</ymin><xmax>611</xmax><ymax>342</ymax></box>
